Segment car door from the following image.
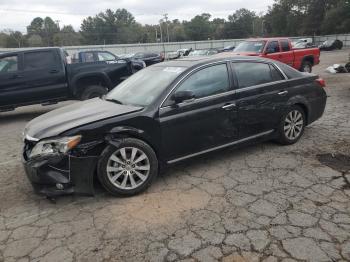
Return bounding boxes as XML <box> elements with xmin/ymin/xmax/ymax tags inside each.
<box><xmin>264</xmin><ymin>41</ymin><xmax>282</xmax><ymax>61</ymax></box>
<box><xmin>231</xmin><ymin>61</ymin><xmax>289</xmax><ymax>138</ymax></box>
<box><xmin>279</xmin><ymin>39</ymin><xmax>294</xmax><ymax>67</ymax></box>
<box><xmin>159</xmin><ymin>63</ymin><xmax>239</xmax><ymax>162</ymax></box>
<box><xmin>21</xmin><ymin>50</ymin><xmax>68</xmax><ymax>102</ymax></box>
<box><xmin>0</xmin><ymin>53</ymin><xmax>28</xmax><ymax>108</ymax></box>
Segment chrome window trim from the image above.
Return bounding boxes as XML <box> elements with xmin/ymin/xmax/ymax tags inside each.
<box><xmin>160</xmin><ymin>89</ymin><xmax>237</xmax><ymax>110</ymax></box>
<box><xmin>160</xmin><ymin>59</ymin><xmax>290</xmax><ymax>110</ymax></box>
<box><xmin>167</xmin><ymin>130</ymin><xmax>274</xmax><ymax>164</ymax></box>
<box><xmin>234</xmin><ymin>79</ymin><xmax>287</xmax><ymax>94</ymax></box>
<box><xmin>272</xmin><ymin>62</ymin><xmax>288</xmax><ymax>79</ymax></box>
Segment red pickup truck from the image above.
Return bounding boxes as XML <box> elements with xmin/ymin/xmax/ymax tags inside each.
<box><xmin>232</xmin><ymin>38</ymin><xmax>320</xmax><ymax>73</ymax></box>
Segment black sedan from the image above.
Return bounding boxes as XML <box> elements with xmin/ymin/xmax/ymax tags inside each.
<box><xmin>319</xmin><ymin>39</ymin><xmax>343</xmax><ymax>51</ymax></box>
<box><xmin>131</xmin><ymin>52</ymin><xmax>164</xmax><ymax>66</ymax></box>
<box><xmin>23</xmin><ymin>55</ymin><xmax>327</xmax><ymax>197</ymax></box>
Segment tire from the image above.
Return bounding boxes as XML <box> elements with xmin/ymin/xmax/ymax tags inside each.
<box><xmin>300</xmin><ymin>61</ymin><xmax>312</xmax><ymax>73</ymax></box>
<box><xmin>97</xmin><ymin>138</ymin><xmax>158</xmax><ymax>196</ymax></box>
<box><xmin>277</xmin><ymin>105</ymin><xmax>306</xmax><ymax>145</ymax></box>
<box><xmin>80</xmin><ymin>85</ymin><xmax>108</xmax><ymax>100</ymax></box>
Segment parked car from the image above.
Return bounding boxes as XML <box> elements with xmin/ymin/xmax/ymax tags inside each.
<box><xmin>129</xmin><ymin>52</ymin><xmax>164</xmax><ymax>66</ymax></box>
<box><xmin>0</xmin><ymin>48</ymin><xmax>135</xmax><ymax>111</ymax></box>
<box><xmin>222</xmin><ymin>45</ymin><xmax>236</xmax><ymax>52</ymax></box>
<box><xmin>23</xmin><ymin>55</ymin><xmax>327</xmax><ymax>197</ymax></box>
<box><xmin>293</xmin><ymin>42</ymin><xmax>314</xmax><ymax>49</ymax></box>
<box><xmin>167</xmin><ymin>48</ymin><xmax>193</xmax><ymax>60</ymax></box>
<box><xmin>292</xmin><ymin>38</ymin><xmax>313</xmax><ymax>47</ymax></box>
<box><xmin>70</xmin><ymin>50</ymin><xmax>146</xmax><ymax>71</ymax></box>
<box><xmin>319</xmin><ymin>40</ymin><xmax>343</xmax><ymax>51</ymax></box>
<box><xmin>188</xmin><ymin>49</ymin><xmax>219</xmax><ymax>56</ymax></box>
<box><xmin>231</xmin><ymin>38</ymin><xmax>320</xmax><ymax>73</ymax></box>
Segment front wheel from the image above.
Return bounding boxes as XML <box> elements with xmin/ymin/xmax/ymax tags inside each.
<box><xmin>277</xmin><ymin>106</ymin><xmax>306</xmax><ymax>145</ymax></box>
<box><xmin>97</xmin><ymin>138</ymin><xmax>158</xmax><ymax>196</ymax></box>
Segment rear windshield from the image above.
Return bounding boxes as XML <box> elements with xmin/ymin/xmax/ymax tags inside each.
<box><xmin>234</xmin><ymin>41</ymin><xmax>266</xmax><ymax>53</ymax></box>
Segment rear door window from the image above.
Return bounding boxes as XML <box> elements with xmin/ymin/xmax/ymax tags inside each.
<box><xmin>0</xmin><ymin>55</ymin><xmax>18</xmax><ymax>73</ymax></box>
<box><xmin>232</xmin><ymin>62</ymin><xmax>283</xmax><ymax>88</ymax></box>
<box><xmin>280</xmin><ymin>40</ymin><xmax>291</xmax><ymax>52</ymax></box>
<box><xmin>266</xmin><ymin>41</ymin><xmax>280</xmax><ymax>53</ymax></box>
<box><xmin>82</xmin><ymin>52</ymin><xmax>95</xmax><ymax>62</ymax></box>
<box><xmin>97</xmin><ymin>52</ymin><xmax>116</xmax><ymax>61</ymax></box>
<box><xmin>23</xmin><ymin>51</ymin><xmax>56</xmax><ymax>70</ymax></box>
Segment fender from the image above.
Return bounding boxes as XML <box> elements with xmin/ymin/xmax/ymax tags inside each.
<box><xmin>287</xmin><ymin>95</ymin><xmax>311</xmax><ymax>123</ymax></box>
<box><xmin>105</xmin><ymin>126</ymin><xmax>160</xmax><ymax>156</ymax></box>
<box><xmin>70</xmin><ymin>72</ymin><xmax>113</xmax><ymax>97</ymax></box>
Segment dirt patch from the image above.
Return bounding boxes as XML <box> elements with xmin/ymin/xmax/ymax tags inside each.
<box><xmin>317</xmin><ymin>153</ymin><xmax>350</xmax><ymax>190</ymax></box>
<box><xmin>317</xmin><ymin>153</ymin><xmax>350</xmax><ymax>173</ymax></box>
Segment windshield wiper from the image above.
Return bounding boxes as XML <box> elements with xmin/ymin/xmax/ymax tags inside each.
<box><xmin>105</xmin><ymin>98</ymin><xmax>124</xmax><ymax>105</ymax></box>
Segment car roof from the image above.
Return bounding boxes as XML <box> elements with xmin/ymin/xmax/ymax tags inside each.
<box><xmin>244</xmin><ymin>37</ymin><xmax>290</xmax><ymax>41</ymax></box>
<box><xmin>154</xmin><ymin>53</ymin><xmax>276</xmax><ymax>68</ymax></box>
<box><xmin>0</xmin><ymin>47</ymin><xmax>62</xmax><ymax>57</ymax></box>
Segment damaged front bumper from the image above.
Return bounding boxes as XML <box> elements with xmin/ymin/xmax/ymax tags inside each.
<box><xmin>23</xmin><ymin>154</ymin><xmax>98</xmax><ymax>197</ymax></box>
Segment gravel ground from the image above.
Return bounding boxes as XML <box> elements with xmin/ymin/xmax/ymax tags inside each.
<box><xmin>0</xmin><ymin>50</ymin><xmax>349</xmax><ymax>262</ymax></box>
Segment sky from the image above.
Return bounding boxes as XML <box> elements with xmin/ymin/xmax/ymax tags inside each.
<box><xmin>0</xmin><ymin>0</ymin><xmax>275</xmax><ymax>33</ymax></box>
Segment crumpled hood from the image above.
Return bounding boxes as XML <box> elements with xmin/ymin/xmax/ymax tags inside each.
<box><xmin>24</xmin><ymin>98</ymin><xmax>143</xmax><ymax>140</ymax></box>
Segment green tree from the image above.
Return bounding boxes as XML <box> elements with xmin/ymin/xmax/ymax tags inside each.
<box><xmin>80</xmin><ymin>8</ymin><xmax>139</xmax><ymax>45</ymax></box>
<box><xmin>53</xmin><ymin>25</ymin><xmax>82</xmax><ymax>46</ymax></box>
<box><xmin>2</xmin><ymin>30</ymin><xmax>26</xmax><ymax>47</ymax></box>
<box><xmin>27</xmin><ymin>34</ymin><xmax>43</xmax><ymax>47</ymax></box>
<box><xmin>224</xmin><ymin>9</ymin><xmax>257</xmax><ymax>38</ymax></box>
<box><xmin>27</xmin><ymin>16</ymin><xmax>59</xmax><ymax>46</ymax></box>
<box><xmin>183</xmin><ymin>13</ymin><xmax>212</xmax><ymax>41</ymax></box>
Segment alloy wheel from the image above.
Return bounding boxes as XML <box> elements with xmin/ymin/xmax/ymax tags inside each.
<box><xmin>284</xmin><ymin>110</ymin><xmax>304</xmax><ymax>140</ymax></box>
<box><xmin>106</xmin><ymin>147</ymin><xmax>150</xmax><ymax>190</ymax></box>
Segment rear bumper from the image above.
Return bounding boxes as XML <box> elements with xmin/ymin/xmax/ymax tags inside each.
<box><xmin>23</xmin><ymin>154</ymin><xmax>98</xmax><ymax>197</ymax></box>
<box><xmin>308</xmin><ymin>95</ymin><xmax>327</xmax><ymax>124</ymax></box>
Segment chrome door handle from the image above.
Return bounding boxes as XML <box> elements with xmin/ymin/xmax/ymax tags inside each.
<box><xmin>222</xmin><ymin>103</ymin><xmax>236</xmax><ymax>110</ymax></box>
<box><xmin>278</xmin><ymin>91</ymin><xmax>288</xmax><ymax>96</ymax></box>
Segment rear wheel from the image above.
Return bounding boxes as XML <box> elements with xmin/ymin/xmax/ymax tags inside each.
<box><xmin>80</xmin><ymin>85</ymin><xmax>108</xmax><ymax>100</ymax></box>
<box><xmin>97</xmin><ymin>138</ymin><xmax>158</xmax><ymax>196</ymax></box>
<box><xmin>277</xmin><ymin>105</ymin><xmax>306</xmax><ymax>145</ymax></box>
<box><xmin>300</xmin><ymin>61</ymin><xmax>312</xmax><ymax>73</ymax></box>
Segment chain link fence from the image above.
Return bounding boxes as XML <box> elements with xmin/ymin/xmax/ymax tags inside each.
<box><xmin>0</xmin><ymin>34</ymin><xmax>349</xmax><ymax>55</ymax></box>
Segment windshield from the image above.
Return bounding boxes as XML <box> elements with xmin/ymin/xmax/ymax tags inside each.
<box><xmin>234</xmin><ymin>41</ymin><xmax>266</xmax><ymax>53</ymax></box>
<box><xmin>106</xmin><ymin>66</ymin><xmax>186</xmax><ymax>106</ymax></box>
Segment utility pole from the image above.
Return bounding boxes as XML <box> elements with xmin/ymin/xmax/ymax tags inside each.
<box><xmin>163</xmin><ymin>13</ymin><xmax>170</xmax><ymax>42</ymax></box>
<box><xmin>55</xmin><ymin>20</ymin><xmax>60</xmax><ymax>30</ymax></box>
<box><xmin>159</xmin><ymin>20</ymin><xmax>163</xmax><ymax>43</ymax></box>
<box><xmin>159</xmin><ymin>19</ymin><xmax>166</xmax><ymax>59</ymax></box>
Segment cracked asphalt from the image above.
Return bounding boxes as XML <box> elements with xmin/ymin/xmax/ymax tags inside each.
<box><xmin>0</xmin><ymin>50</ymin><xmax>350</xmax><ymax>262</ymax></box>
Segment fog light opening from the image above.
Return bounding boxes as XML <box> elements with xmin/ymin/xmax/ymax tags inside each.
<box><xmin>56</xmin><ymin>183</ymin><xmax>64</xmax><ymax>190</ymax></box>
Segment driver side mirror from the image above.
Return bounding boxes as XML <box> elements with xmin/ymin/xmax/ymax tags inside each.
<box><xmin>172</xmin><ymin>90</ymin><xmax>195</xmax><ymax>104</ymax></box>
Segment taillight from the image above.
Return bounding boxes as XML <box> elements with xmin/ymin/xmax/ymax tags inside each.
<box><xmin>315</xmin><ymin>78</ymin><xmax>326</xmax><ymax>88</ymax></box>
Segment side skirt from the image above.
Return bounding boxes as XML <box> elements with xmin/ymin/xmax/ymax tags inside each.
<box><xmin>167</xmin><ymin>130</ymin><xmax>275</xmax><ymax>164</ymax></box>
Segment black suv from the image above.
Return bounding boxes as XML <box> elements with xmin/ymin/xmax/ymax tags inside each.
<box><xmin>23</xmin><ymin>55</ymin><xmax>327</xmax><ymax>197</ymax></box>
